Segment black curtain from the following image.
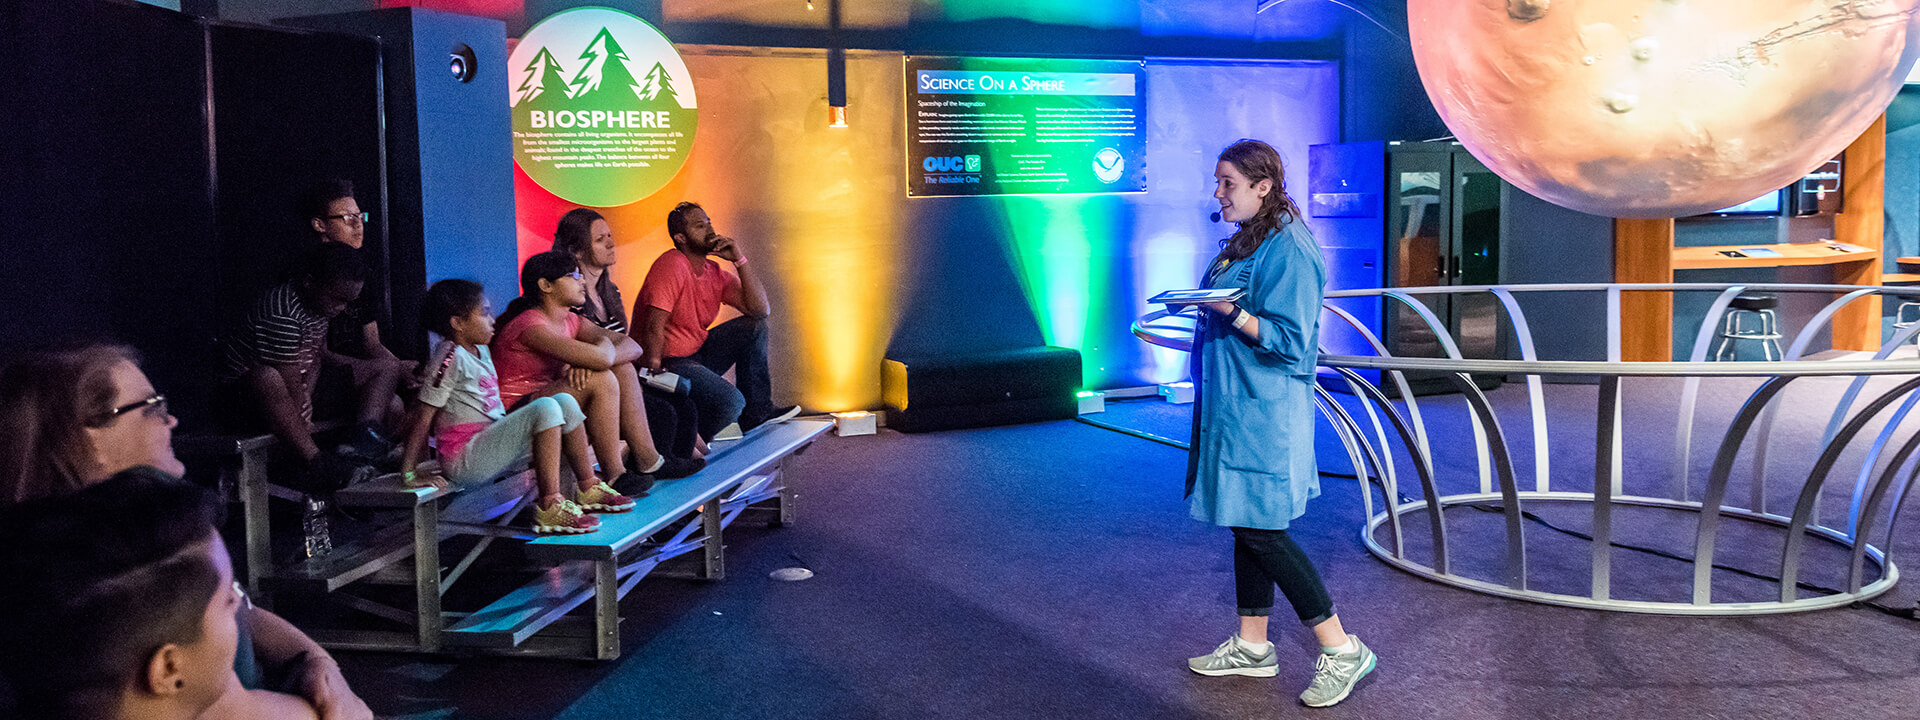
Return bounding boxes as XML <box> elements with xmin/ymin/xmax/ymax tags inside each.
<box><xmin>1</xmin><ymin>0</ymin><xmax>387</xmax><ymax>430</ymax></box>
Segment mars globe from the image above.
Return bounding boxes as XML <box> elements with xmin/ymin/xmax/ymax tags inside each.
<box><xmin>1407</xmin><ymin>0</ymin><xmax>1920</xmax><ymax>218</ymax></box>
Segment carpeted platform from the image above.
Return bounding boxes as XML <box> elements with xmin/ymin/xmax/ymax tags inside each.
<box><xmin>334</xmin><ymin>381</ymin><xmax>1920</xmax><ymax>719</ymax></box>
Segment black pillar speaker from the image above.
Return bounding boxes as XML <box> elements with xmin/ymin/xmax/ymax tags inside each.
<box><xmin>882</xmin><ymin>347</ymin><xmax>1082</xmax><ymax>433</ymax></box>
<box><xmin>286</xmin><ymin>8</ymin><xmax>518</xmax><ymax>359</ymax></box>
<box><xmin>827</xmin><ymin>0</ymin><xmax>845</xmax><ymax>107</ymax></box>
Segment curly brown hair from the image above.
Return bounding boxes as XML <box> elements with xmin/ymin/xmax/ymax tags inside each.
<box><xmin>1212</xmin><ymin>139</ymin><xmax>1304</xmax><ymax>267</ymax></box>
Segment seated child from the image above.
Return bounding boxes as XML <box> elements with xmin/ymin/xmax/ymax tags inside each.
<box><xmin>400</xmin><ymin>279</ymin><xmax>633</xmax><ymax>535</ymax></box>
<box><xmin>217</xmin><ymin>243</ymin><xmax>382</xmax><ymax>492</ymax></box>
<box><xmin>492</xmin><ymin>252</ymin><xmax>702</xmax><ymax>499</ymax></box>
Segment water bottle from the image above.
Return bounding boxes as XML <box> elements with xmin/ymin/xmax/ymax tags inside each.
<box><xmin>303</xmin><ymin>495</ymin><xmax>332</xmax><ymax>559</ymax></box>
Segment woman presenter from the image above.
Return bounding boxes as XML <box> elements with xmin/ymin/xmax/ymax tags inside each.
<box><xmin>1182</xmin><ymin>139</ymin><xmax>1376</xmax><ymax>709</ymax></box>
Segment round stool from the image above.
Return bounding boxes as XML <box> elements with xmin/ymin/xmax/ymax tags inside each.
<box><xmin>1894</xmin><ymin>302</ymin><xmax>1920</xmax><ymax>344</ymax></box>
<box><xmin>1713</xmin><ymin>293</ymin><xmax>1782</xmax><ymax>361</ymax></box>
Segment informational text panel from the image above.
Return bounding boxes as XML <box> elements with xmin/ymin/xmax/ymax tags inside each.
<box><xmin>905</xmin><ymin>56</ymin><xmax>1146</xmax><ymax>197</ymax></box>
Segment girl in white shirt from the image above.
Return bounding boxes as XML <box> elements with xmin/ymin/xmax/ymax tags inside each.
<box><xmin>399</xmin><ymin>280</ymin><xmax>633</xmax><ymax>534</ymax></box>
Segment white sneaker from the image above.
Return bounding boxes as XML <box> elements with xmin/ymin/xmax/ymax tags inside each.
<box><xmin>713</xmin><ymin>423</ymin><xmax>743</xmax><ymax>442</ymax></box>
<box><xmin>742</xmin><ymin>404</ymin><xmax>802</xmax><ymax>431</ymax></box>
<box><xmin>1187</xmin><ymin>634</ymin><xmax>1278</xmax><ymax>677</ymax></box>
<box><xmin>1299</xmin><ymin>635</ymin><xmax>1376</xmax><ymax>707</ymax></box>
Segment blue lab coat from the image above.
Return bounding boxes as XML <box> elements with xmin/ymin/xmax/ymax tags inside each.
<box><xmin>1185</xmin><ymin>220</ymin><xmax>1327</xmax><ymax>529</ymax></box>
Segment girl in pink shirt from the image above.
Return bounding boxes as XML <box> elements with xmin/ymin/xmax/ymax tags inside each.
<box><xmin>491</xmin><ymin>252</ymin><xmax>701</xmax><ymax>495</ymax></box>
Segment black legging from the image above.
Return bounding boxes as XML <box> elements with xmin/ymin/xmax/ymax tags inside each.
<box><xmin>1231</xmin><ymin>526</ymin><xmax>1336</xmax><ymax>626</ymax></box>
<box><xmin>641</xmin><ymin>386</ymin><xmax>699</xmax><ymax>460</ymax></box>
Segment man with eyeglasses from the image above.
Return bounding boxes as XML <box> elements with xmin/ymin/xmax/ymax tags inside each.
<box><xmin>298</xmin><ymin>179</ymin><xmax>411</xmax><ymax>463</ymax></box>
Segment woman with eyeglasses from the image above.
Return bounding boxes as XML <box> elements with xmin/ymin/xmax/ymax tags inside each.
<box><xmin>0</xmin><ymin>344</ymin><xmax>372</xmax><ymax>720</ymax></box>
<box><xmin>0</xmin><ymin>344</ymin><xmax>184</xmax><ymax>502</ymax></box>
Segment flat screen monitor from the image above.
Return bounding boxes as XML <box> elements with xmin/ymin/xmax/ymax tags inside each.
<box><xmin>1702</xmin><ymin>189</ymin><xmax>1784</xmax><ymax>217</ymax></box>
<box><xmin>904</xmin><ymin>56</ymin><xmax>1146</xmax><ymax>197</ymax></box>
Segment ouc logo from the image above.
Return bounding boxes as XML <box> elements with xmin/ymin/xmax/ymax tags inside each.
<box><xmin>924</xmin><ymin>155</ymin><xmax>983</xmax><ymax>173</ymax></box>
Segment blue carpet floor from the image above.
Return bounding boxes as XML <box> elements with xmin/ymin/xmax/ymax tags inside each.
<box><xmin>333</xmin><ymin>380</ymin><xmax>1920</xmax><ymax>719</ymax></box>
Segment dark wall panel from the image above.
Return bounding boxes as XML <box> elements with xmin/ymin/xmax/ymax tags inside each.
<box><xmin>210</xmin><ymin>23</ymin><xmax>386</xmax><ymax>350</ymax></box>
<box><xmin>1886</xmin><ymin>88</ymin><xmax>1920</xmax><ymax>267</ymax></box>
<box><xmin>1498</xmin><ymin>186</ymin><xmax>1613</xmax><ymax>363</ymax></box>
<box><xmin>3</xmin><ymin>0</ymin><xmax>217</xmax><ymax>417</ymax></box>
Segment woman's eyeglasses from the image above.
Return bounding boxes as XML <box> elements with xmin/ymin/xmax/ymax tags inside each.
<box><xmin>91</xmin><ymin>393</ymin><xmax>168</xmax><ymax>426</ymax></box>
<box><xmin>326</xmin><ymin>212</ymin><xmax>371</xmax><ymax>226</ymax></box>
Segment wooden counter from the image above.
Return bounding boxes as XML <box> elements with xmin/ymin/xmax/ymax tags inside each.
<box><xmin>1670</xmin><ymin>242</ymin><xmax>1878</xmax><ymax>270</ymax></box>
<box><xmin>1613</xmin><ymin>114</ymin><xmax>1887</xmax><ymax>360</ymax></box>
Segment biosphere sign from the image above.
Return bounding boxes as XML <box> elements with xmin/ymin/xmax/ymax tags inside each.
<box><xmin>509</xmin><ymin>7</ymin><xmax>697</xmax><ymax>207</ymax></box>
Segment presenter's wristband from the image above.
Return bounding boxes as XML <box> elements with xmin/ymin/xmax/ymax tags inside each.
<box><xmin>1230</xmin><ymin>307</ymin><xmax>1254</xmax><ymax>331</ymax></box>
<box><xmin>732</xmin><ymin>256</ymin><xmax>748</xmax><ymax>267</ymax></box>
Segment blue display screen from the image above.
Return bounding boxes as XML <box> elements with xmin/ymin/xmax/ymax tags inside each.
<box><xmin>1707</xmin><ymin>189</ymin><xmax>1784</xmax><ymax>216</ymax></box>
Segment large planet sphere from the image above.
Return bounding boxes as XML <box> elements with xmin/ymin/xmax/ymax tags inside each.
<box><xmin>1408</xmin><ymin>0</ymin><xmax>1920</xmax><ymax>218</ymax></box>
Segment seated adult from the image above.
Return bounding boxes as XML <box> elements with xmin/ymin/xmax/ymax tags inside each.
<box><xmin>638</xmin><ymin>202</ymin><xmax>799</xmax><ymax>441</ymax></box>
<box><xmin>0</xmin><ymin>344</ymin><xmax>186</xmax><ymax>504</ymax></box>
<box><xmin>0</xmin><ymin>345</ymin><xmax>369</xmax><ymax>719</ymax></box>
<box><xmin>493</xmin><ymin>251</ymin><xmax>702</xmax><ymax>493</ymax></box>
<box><xmin>298</xmin><ymin>179</ymin><xmax>411</xmax><ymax>459</ymax></box>
<box><xmin>552</xmin><ymin>207</ymin><xmax>701</xmax><ymax>460</ymax></box>
<box><xmin>0</xmin><ymin>469</ymin><xmax>319</xmax><ymax>720</ymax></box>
<box><xmin>216</xmin><ymin>243</ymin><xmax>380</xmax><ymax>490</ymax></box>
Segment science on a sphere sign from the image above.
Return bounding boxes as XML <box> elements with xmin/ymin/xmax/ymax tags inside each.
<box><xmin>510</xmin><ymin>7</ymin><xmax>696</xmax><ymax>207</ymax></box>
<box><xmin>904</xmin><ymin>56</ymin><xmax>1146</xmax><ymax>198</ymax></box>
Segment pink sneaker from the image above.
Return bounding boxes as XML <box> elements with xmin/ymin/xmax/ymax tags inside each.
<box><xmin>576</xmin><ymin>482</ymin><xmax>635</xmax><ymax>513</ymax></box>
<box><xmin>532</xmin><ymin>499</ymin><xmax>600</xmax><ymax>534</ymax></box>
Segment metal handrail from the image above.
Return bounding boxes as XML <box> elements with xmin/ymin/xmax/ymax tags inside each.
<box><xmin>1324</xmin><ymin>281</ymin><xmax>1920</xmax><ymax>297</ymax></box>
<box><xmin>1316</xmin><ymin>356</ymin><xmax>1920</xmax><ymax>375</ymax></box>
<box><xmin>1140</xmin><ymin>281</ymin><xmax>1920</xmax><ymax>615</ymax></box>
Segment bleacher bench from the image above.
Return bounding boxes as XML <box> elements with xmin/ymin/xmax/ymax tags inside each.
<box><xmin>175</xmin><ymin>423</ymin><xmax>544</xmax><ymax>653</ymax></box>
<box><xmin>182</xmin><ymin>418</ymin><xmax>834</xmax><ymax>659</ymax></box>
<box><xmin>174</xmin><ymin>431</ymin><xmax>300</xmax><ymax>600</ymax></box>
<box><xmin>276</xmin><ymin>464</ymin><xmax>536</xmax><ymax>654</ymax></box>
<box><xmin>442</xmin><ymin>419</ymin><xmax>833</xmax><ymax>659</ymax></box>
<box><xmin>173</xmin><ymin>419</ymin><xmax>359</xmax><ymax>602</ymax></box>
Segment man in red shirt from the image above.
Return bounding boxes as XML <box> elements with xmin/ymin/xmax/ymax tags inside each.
<box><xmin>636</xmin><ymin>202</ymin><xmax>799</xmax><ymax>441</ymax></box>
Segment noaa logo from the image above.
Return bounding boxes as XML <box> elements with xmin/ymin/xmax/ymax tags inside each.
<box><xmin>1092</xmin><ymin>147</ymin><xmax>1124</xmax><ymax>183</ymax></box>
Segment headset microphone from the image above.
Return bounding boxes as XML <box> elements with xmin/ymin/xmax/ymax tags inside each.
<box><xmin>1209</xmin><ymin>211</ymin><xmax>1222</xmax><ymax>223</ymax></box>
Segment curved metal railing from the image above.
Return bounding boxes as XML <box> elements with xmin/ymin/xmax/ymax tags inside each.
<box><xmin>1137</xmin><ymin>282</ymin><xmax>1920</xmax><ymax>614</ymax></box>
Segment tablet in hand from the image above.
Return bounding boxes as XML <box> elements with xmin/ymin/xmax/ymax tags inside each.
<box><xmin>1149</xmin><ymin>287</ymin><xmax>1245</xmax><ymax>305</ymax></box>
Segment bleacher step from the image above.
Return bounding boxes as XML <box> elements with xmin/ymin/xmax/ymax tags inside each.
<box><xmin>443</xmin><ymin>561</ymin><xmax>601</xmax><ymax>648</ymax></box>
<box><xmin>270</xmin><ymin>524</ymin><xmax>418</xmax><ymax>592</ymax></box>
<box><xmin>524</xmin><ymin>420</ymin><xmax>830</xmax><ymax>562</ymax></box>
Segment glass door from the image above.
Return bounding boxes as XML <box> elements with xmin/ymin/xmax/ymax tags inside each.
<box><xmin>1450</xmin><ymin>151</ymin><xmax>1506</xmax><ymax>390</ymax></box>
<box><xmin>1384</xmin><ymin>147</ymin><xmax>1451</xmax><ymax>367</ymax></box>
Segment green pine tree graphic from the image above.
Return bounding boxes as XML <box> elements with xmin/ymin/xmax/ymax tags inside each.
<box><xmin>639</xmin><ymin>62</ymin><xmax>682</xmax><ymax>108</ymax></box>
<box><xmin>516</xmin><ymin>46</ymin><xmax>570</xmax><ymax>108</ymax></box>
<box><xmin>568</xmin><ymin>27</ymin><xmax>642</xmax><ymax>104</ymax></box>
